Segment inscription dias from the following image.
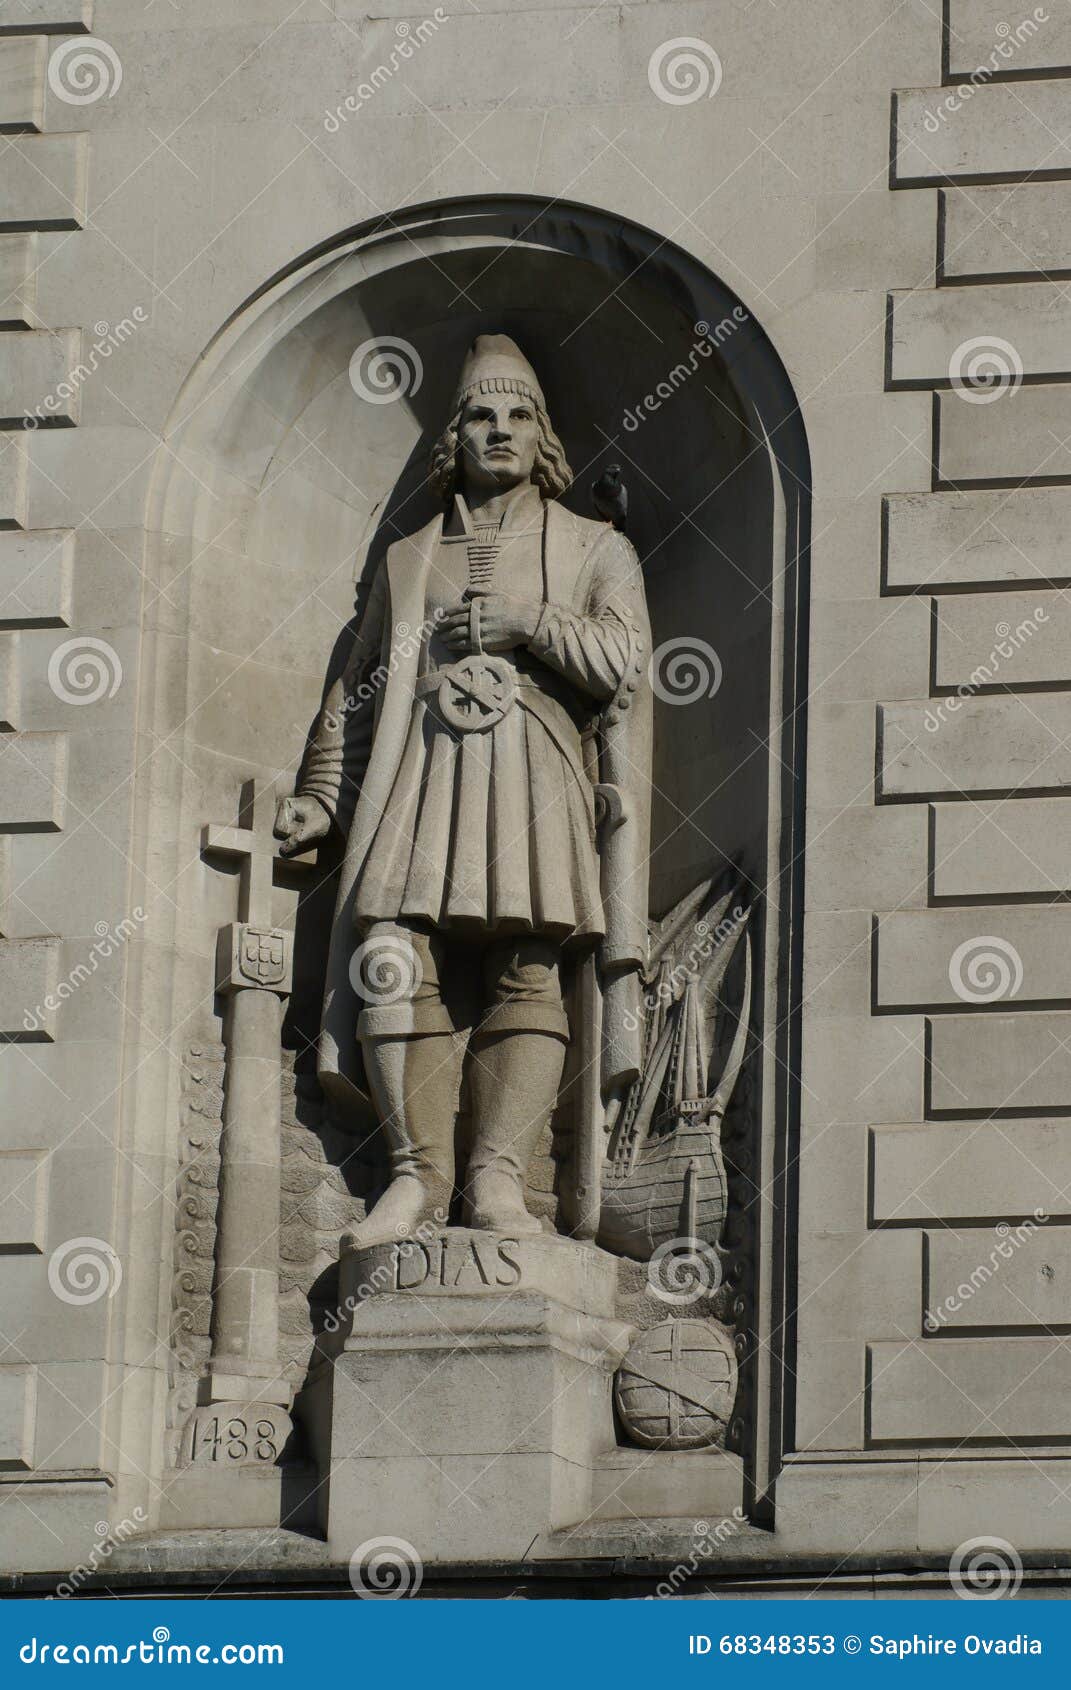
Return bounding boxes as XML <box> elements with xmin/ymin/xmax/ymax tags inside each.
<box><xmin>367</xmin><ymin>1234</ymin><xmax>523</xmax><ymax>1293</ymax></box>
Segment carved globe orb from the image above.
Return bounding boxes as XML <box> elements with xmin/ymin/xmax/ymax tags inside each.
<box><xmin>614</xmin><ymin>1319</ymin><xmax>737</xmax><ymax>1450</ymax></box>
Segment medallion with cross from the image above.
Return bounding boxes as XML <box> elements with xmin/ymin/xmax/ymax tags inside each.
<box><xmin>437</xmin><ymin>653</ymin><xmax>517</xmax><ymax>734</ymax></box>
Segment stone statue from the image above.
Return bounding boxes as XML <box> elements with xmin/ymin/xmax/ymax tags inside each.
<box><xmin>275</xmin><ymin>335</ymin><xmax>652</xmax><ymax>1248</ymax></box>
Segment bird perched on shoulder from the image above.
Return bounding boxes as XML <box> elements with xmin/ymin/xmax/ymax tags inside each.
<box><xmin>591</xmin><ymin>464</ymin><xmax>628</xmax><ymax>532</ymax></box>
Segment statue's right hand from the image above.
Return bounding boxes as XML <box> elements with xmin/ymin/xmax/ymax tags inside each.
<box><xmin>274</xmin><ymin>793</ymin><xmax>332</xmax><ymax>857</ymax></box>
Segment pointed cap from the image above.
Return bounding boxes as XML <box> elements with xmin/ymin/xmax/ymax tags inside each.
<box><xmin>453</xmin><ymin>334</ymin><xmax>545</xmax><ymax>412</ymax></box>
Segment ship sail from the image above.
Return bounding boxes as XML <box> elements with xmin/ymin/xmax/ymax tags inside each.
<box><xmin>597</xmin><ymin>884</ymin><xmax>750</xmax><ymax>1262</ymax></box>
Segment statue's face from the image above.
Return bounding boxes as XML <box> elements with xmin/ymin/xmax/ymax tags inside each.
<box><xmin>457</xmin><ymin>395</ymin><xmax>540</xmax><ymax>497</ymax></box>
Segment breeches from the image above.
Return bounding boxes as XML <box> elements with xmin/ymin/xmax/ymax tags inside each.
<box><xmin>354</xmin><ymin>921</ymin><xmax>570</xmax><ymax>1045</ymax></box>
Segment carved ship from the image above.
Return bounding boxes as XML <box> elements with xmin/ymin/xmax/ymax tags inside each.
<box><xmin>597</xmin><ymin>883</ymin><xmax>750</xmax><ymax>1262</ymax></box>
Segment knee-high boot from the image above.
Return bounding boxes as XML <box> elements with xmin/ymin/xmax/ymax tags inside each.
<box><xmin>352</xmin><ymin>1031</ymin><xmax>462</xmax><ymax>1249</ymax></box>
<box><xmin>463</xmin><ymin>1029</ymin><xmax>566</xmax><ymax>1234</ymax></box>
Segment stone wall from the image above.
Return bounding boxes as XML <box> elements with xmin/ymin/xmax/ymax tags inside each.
<box><xmin>1</xmin><ymin>0</ymin><xmax>1070</xmax><ymax>1578</ymax></box>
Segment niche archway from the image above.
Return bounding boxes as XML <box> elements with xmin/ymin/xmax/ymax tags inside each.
<box><xmin>137</xmin><ymin>197</ymin><xmax>810</xmax><ymax>1512</ymax></box>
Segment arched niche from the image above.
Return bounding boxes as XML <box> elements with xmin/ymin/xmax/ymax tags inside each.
<box><xmin>138</xmin><ymin>197</ymin><xmax>810</xmax><ymax>1508</ymax></box>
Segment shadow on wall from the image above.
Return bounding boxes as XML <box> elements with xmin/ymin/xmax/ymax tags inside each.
<box><xmin>262</xmin><ymin>233</ymin><xmax>778</xmax><ymax>919</ymax></box>
<box><xmin>146</xmin><ymin>200</ymin><xmax>810</xmax><ymax>1497</ymax></box>
<box><xmin>149</xmin><ymin>183</ymin><xmax>806</xmax><ymax>1152</ymax></box>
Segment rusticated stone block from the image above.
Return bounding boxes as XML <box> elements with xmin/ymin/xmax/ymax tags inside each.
<box><xmin>0</xmin><ymin>529</ymin><xmax>72</xmax><ymax>627</ymax></box>
<box><xmin>0</xmin><ymin>936</ymin><xmax>59</xmax><ymax>1037</ymax></box>
<box><xmin>896</xmin><ymin>83</ymin><xmax>1071</xmax><ymax>185</ymax></box>
<box><xmin>0</xmin><ymin>134</ymin><xmax>85</xmax><ymax>229</ymax></box>
<box><xmin>0</xmin><ymin>1364</ymin><xmax>35</xmax><ymax>1466</ymax></box>
<box><xmin>929</xmin><ymin>1012</ymin><xmax>1071</xmax><ymax>1114</ymax></box>
<box><xmin>876</xmin><ymin>907</ymin><xmax>1071</xmax><ymax>1009</ymax></box>
<box><xmin>925</xmin><ymin>1225</ymin><xmax>1065</xmax><ymax>1329</ymax></box>
<box><xmin>885</xmin><ymin>488</ymin><xmax>1071</xmax><ymax>591</ymax></box>
<box><xmin>869</xmin><ymin>1339</ymin><xmax>1071</xmax><ymax>1441</ymax></box>
<box><xmin>0</xmin><ymin>3</ymin><xmax>91</xmax><ymax>31</ymax></box>
<box><xmin>881</xmin><ymin>695</ymin><xmax>1071</xmax><ymax>797</ymax></box>
<box><xmin>947</xmin><ymin>2</ymin><xmax>1071</xmax><ymax>76</ymax></box>
<box><xmin>937</xmin><ymin>386</ymin><xmax>1071</xmax><ymax>485</ymax></box>
<box><xmin>0</xmin><ymin>233</ymin><xmax>37</xmax><ymax>327</ymax></box>
<box><xmin>933</xmin><ymin>799</ymin><xmax>1071</xmax><ymax>898</ymax></box>
<box><xmin>0</xmin><ymin>328</ymin><xmax>82</xmax><ymax>427</ymax></box>
<box><xmin>0</xmin><ymin>36</ymin><xmax>44</xmax><ymax>130</ymax></box>
<box><xmin>890</xmin><ymin>284</ymin><xmax>1071</xmax><ymax>385</ymax></box>
<box><xmin>0</xmin><ymin>1147</ymin><xmax>48</xmax><ymax>1249</ymax></box>
<box><xmin>0</xmin><ymin>731</ymin><xmax>65</xmax><ymax>830</ymax></box>
<box><xmin>943</xmin><ymin>183</ymin><xmax>1071</xmax><ymax>280</ymax></box>
<box><xmin>933</xmin><ymin>590</ymin><xmax>1068</xmax><ymax>689</ymax></box>
<box><xmin>871</xmin><ymin>1121</ymin><xmax>1071</xmax><ymax>1223</ymax></box>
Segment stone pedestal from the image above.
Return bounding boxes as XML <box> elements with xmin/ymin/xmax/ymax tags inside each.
<box><xmin>306</xmin><ymin>1230</ymin><xmax>632</xmax><ymax>1564</ymax></box>
<box><xmin>165</xmin><ymin>1374</ymin><xmax>314</xmax><ymax>1534</ymax></box>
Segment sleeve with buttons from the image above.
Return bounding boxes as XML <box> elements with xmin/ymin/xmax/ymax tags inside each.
<box><xmin>524</xmin><ymin>526</ymin><xmax>648</xmax><ymax>707</ymax></box>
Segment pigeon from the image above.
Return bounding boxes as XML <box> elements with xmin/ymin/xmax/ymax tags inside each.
<box><xmin>591</xmin><ymin>464</ymin><xmax>628</xmax><ymax>532</ymax></box>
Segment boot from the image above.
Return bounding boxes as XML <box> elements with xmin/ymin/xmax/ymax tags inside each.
<box><xmin>464</xmin><ymin>1029</ymin><xmax>566</xmax><ymax>1235</ymax></box>
<box><xmin>353</xmin><ymin>1031</ymin><xmax>461</xmax><ymax>1249</ymax></box>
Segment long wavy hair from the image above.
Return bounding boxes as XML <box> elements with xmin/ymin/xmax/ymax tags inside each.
<box><xmin>428</xmin><ymin>396</ymin><xmax>573</xmax><ymax>503</ymax></box>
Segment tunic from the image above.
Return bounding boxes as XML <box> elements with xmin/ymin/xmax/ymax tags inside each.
<box><xmin>351</xmin><ymin>489</ymin><xmax>605</xmax><ymax>942</ymax></box>
<box><xmin>298</xmin><ymin>490</ymin><xmax>653</xmax><ymax>1108</ymax></box>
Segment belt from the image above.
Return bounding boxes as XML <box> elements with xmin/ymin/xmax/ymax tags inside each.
<box><xmin>414</xmin><ymin>661</ymin><xmax>550</xmax><ymax>701</ymax></box>
<box><xmin>415</xmin><ymin>659</ymin><xmax>596</xmax><ymax>821</ymax></box>
<box><xmin>416</xmin><ymin>658</ymin><xmax>582</xmax><ymax>736</ymax></box>
<box><xmin>415</xmin><ymin>656</ymin><xmax>518</xmax><ymax>733</ymax></box>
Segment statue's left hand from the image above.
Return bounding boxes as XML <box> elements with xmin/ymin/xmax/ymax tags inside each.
<box><xmin>438</xmin><ymin>592</ymin><xmax>541</xmax><ymax>654</ymax></box>
<box><xmin>273</xmin><ymin>793</ymin><xmax>331</xmax><ymax>856</ymax></box>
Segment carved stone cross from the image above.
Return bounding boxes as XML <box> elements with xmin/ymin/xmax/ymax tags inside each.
<box><xmin>186</xmin><ymin>776</ymin><xmax>318</xmax><ymax>1466</ymax></box>
<box><xmin>202</xmin><ymin>779</ymin><xmax>317</xmax><ymax>996</ymax></box>
<box><xmin>201</xmin><ymin>778</ymin><xmax>281</xmax><ymax>927</ymax></box>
